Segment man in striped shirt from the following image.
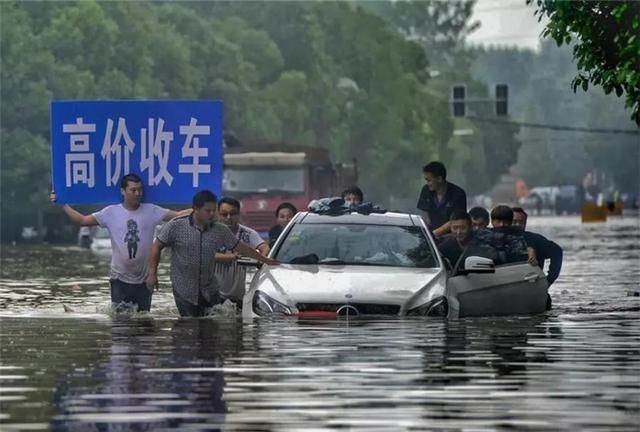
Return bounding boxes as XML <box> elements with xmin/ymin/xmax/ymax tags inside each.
<box><xmin>214</xmin><ymin>197</ymin><xmax>269</xmax><ymax>308</ymax></box>
<box><xmin>147</xmin><ymin>190</ymin><xmax>278</xmax><ymax>317</ymax></box>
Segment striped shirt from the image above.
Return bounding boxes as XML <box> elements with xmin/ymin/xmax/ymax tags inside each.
<box><xmin>157</xmin><ymin>215</ymin><xmax>239</xmax><ymax>305</ymax></box>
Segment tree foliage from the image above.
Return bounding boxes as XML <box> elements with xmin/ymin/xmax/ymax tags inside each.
<box><xmin>2</xmin><ymin>0</ymin><xmax>476</xmax><ymax>240</ymax></box>
<box><xmin>472</xmin><ymin>41</ymin><xmax>639</xmax><ymax>192</ymax></box>
<box><xmin>528</xmin><ymin>0</ymin><xmax>640</xmax><ymax>125</ymax></box>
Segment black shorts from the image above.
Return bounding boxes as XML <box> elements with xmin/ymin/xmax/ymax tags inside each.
<box><xmin>110</xmin><ymin>279</ymin><xmax>152</xmax><ymax>312</ymax></box>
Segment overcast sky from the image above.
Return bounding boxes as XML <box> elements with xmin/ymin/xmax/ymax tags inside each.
<box><xmin>467</xmin><ymin>0</ymin><xmax>548</xmax><ymax>50</ymax></box>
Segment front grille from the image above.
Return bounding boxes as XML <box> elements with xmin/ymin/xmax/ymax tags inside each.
<box><xmin>296</xmin><ymin>303</ymin><xmax>400</xmax><ymax>315</ymax></box>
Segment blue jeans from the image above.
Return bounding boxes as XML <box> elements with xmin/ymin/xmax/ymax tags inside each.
<box><xmin>110</xmin><ymin>279</ymin><xmax>152</xmax><ymax>312</ymax></box>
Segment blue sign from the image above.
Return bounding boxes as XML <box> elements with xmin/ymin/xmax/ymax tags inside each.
<box><xmin>50</xmin><ymin>100</ymin><xmax>223</xmax><ymax>204</ymax></box>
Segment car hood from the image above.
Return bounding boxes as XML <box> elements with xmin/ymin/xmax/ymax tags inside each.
<box><xmin>251</xmin><ymin>264</ymin><xmax>444</xmax><ymax>306</ymax></box>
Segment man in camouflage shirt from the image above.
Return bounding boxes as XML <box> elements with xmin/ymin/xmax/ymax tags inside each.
<box><xmin>474</xmin><ymin>205</ymin><xmax>535</xmax><ymax>265</ymax></box>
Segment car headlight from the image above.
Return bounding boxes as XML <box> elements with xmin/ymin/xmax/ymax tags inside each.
<box><xmin>252</xmin><ymin>291</ymin><xmax>292</xmax><ymax>316</ymax></box>
<box><xmin>407</xmin><ymin>296</ymin><xmax>448</xmax><ymax>317</ymax></box>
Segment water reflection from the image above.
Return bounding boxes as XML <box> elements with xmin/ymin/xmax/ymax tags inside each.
<box><xmin>49</xmin><ymin>318</ymin><xmax>240</xmax><ymax>431</ymax></box>
<box><xmin>0</xmin><ymin>216</ymin><xmax>639</xmax><ymax>431</ymax></box>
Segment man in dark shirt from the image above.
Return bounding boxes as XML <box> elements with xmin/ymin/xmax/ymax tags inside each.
<box><xmin>416</xmin><ymin>161</ymin><xmax>467</xmax><ymax>238</ymax></box>
<box><xmin>512</xmin><ymin>207</ymin><xmax>563</xmax><ymax>287</ymax></box>
<box><xmin>469</xmin><ymin>206</ymin><xmax>490</xmax><ymax>232</ymax></box>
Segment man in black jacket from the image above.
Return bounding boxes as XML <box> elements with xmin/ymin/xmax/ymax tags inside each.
<box><xmin>512</xmin><ymin>207</ymin><xmax>563</xmax><ymax>309</ymax></box>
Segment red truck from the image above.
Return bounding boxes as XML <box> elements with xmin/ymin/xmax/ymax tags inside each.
<box><xmin>222</xmin><ymin>143</ymin><xmax>357</xmax><ymax>235</ymax></box>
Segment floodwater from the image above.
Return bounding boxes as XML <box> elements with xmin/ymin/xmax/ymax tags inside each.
<box><xmin>1</xmin><ymin>216</ymin><xmax>639</xmax><ymax>431</ymax></box>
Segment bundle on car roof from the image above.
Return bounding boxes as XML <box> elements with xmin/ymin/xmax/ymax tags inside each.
<box><xmin>307</xmin><ymin>197</ymin><xmax>386</xmax><ymax>216</ymax></box>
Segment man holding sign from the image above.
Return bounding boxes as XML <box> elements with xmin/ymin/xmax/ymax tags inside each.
<box><xmin>52</xmin><ymin>173</ymin><xmax>190</xmax><ymax>312</ymax></box>
<box><xmin>50</xmin><ymin>100</ymin><xmax>224</xmax><ymax>313</ymax></box>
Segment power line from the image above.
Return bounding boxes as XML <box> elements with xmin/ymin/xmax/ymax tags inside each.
<box><xmin>466</xmin><ymin>115</ymin><xmax>640</xmax><ymax>135</ymax></box>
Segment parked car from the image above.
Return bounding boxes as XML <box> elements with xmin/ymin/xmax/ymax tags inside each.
<box><xmin>518</xmin><ymin>186</ymin><xmax>559</xmax><ymax>214</ymax></box>
<box><xmin>554</xmin><ymin>185</ymin><xmax>582</xmax><ymax>215</ymax></box>
<box><xmin>241</xmin><ymin>210</ymin><xmax>548</xmax><ymax>319</ymax></box>
<box><xmin>90</xmin><ymin>226</ymin><xmax>112</xmax><ymax>257</ymax></box>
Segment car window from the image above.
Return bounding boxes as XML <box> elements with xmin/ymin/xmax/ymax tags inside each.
<box><xmin>275</xmin><ymin>223</ymin><xmax>438</xmax><ymax>268</ymax></box>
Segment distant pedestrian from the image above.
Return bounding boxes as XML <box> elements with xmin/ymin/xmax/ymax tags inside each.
<box><xmin>268</xmin><ymin>202</ymin><xmax>297</xmax><ymax>247</ymax></box>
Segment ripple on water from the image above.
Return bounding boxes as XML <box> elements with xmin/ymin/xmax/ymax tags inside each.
<box><xmin>0</xmin><ymin>216</ymin><xmax>639</xmax><ymax>431</ymax></box>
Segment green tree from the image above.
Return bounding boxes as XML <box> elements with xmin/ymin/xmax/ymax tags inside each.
<box><xmin>528</xmin><ymin>0</ymin><xmax>640</xmax><ymax>125</ymax></box>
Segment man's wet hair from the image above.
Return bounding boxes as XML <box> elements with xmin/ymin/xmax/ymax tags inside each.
<box><xmin>120</xmin><ymin>173</ymin><xmax>143</xmax><ymax>190</ymax></box>
<box><xmin>422</xmin><ymin>161</ymin><xmax>447</xmax><ymax>179</ymax></box>
<box><xmin>219</xmin><ymin>197</ymin><xmax>241</xmax><ymax>211</ymax></box>
<box><xmin>192</xmin><ymin>190</ymin><xmax>217</xmax><ymax>209</ymax></box>
<box><xmin>469</xmin><ymin>206</ymin><xmax>490</xmax><ymax>223</ymax></box>
<box><xmin>275</xmin><ymin>202</ymin><xmax>297</xmax><ymax>217</ymax></box>
<box><xmin>341</xmin><ymin>186</ymin><xmax>363</xmax><ymax>202</ymax></box>
<box><xmin>511</xmin><ymin>206</ymin><xmax>528</xmax><ymax>222</ymax></box>
<box><xmin>491</xmin><ymin>205</ymin><xmax>514</xmax><ymax>223</ymax></box>
<box><xmin>449</xmin><ymin>209</ymin><xmax>471</xmax><ymax>224</ymax></box>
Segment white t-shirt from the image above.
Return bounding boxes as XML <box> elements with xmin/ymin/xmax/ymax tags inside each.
<box><xmin>214</xmin><ymin>224</ymin><xmax>265</xmax><ymax>301</ymax></box>
<box><xmin>93</xmin><ymin>203</ymin><xmax>169</xmax><ymax>284</ymax></box>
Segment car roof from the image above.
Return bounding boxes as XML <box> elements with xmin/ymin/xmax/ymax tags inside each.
<box><xmin>296</xmin><ymin>211</ymin><xmax>420</xmax><ymax>227</ymax></box>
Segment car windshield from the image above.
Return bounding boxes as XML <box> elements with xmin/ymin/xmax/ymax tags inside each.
<box><xmin>223</xmin><ymin>168</ymin><xmax>304</xmax><ymax>193</ymax></box>
<box><xmin>275</xmin><ymin>223</ymin><xmax>438</xmax><ymax>268</ymax></box>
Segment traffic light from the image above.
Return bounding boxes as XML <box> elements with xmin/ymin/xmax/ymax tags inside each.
<box><xmin>495</xmin><ymin>84</ymin><xmax>508</xmax><ymax>116</ymax></box>
<box><xmin>451</xmin><ymin>85</ymin><xmax>466</xmax><ymax>117</ymax></box>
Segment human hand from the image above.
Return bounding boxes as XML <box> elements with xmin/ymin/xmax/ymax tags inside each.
<box><xmin>146</xmin><ymin>273</ymin><xmax>159</xmax><ymax>292</ymax></box>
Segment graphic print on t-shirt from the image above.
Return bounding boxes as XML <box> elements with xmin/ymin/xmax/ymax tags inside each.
<box><xmin>124</xmin><ymin>219</ymin><xmax>140</xmax><ymax>259</ymax></box>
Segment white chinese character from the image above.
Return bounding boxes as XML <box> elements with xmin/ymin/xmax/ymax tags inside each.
<box><xmin>62</xmin><ymin>118</ymin><xmax>96</xmax><ymax>187</ymax></box>
<box><xmin>65</xmin><ymin>154</ymin><xmax>95</xmax><ymax>187</ymax></box>
<box><xmin>101</xmin><ymin>118</ymin><xmax>136</xmax><ymax>187</ymax></box>
<box><xmin>140</xmin><ymin>118</ymin><xmax>174</xmax><ymax>186</ymax></box>
<box><xmin>178</xmin><ymin>117</ymin><xmax>211</xmax><ymax>187</ymax></box>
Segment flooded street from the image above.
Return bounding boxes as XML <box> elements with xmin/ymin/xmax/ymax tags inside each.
<box><xmin>1</xmin><ymin>216</ymin><xmax>639</xmax><ymax>431</ymax></box>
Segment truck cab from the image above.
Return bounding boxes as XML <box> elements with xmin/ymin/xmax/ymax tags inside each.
<box><xmin>222</xmin><ymin>144</ymin><xmax>356</xmax><ymax>236</ymax></box>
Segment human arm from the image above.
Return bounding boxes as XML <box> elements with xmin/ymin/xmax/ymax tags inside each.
<box><xmin>232</xmin><ymin>241</ymin><xmax>279</xmax><ymax>265</ymax></box>
<box><xmin>527</xmin><ymin>246</ymin><xmax>538</xmax><ymax>266</ymax></box>
<box><xmin>416</xmin><ymin>186</ymin><xmax>432</xmax><ymax>228</ymax></box>
<box><xmin>257</xmin><ymin>242</ymin><xmax>270</xmax><ymax>256</ymax></box>
<box><xmin>248</xmin><ymin>228</ymin><xmax>270</xmax><ymax>256</ymax></box>
<box><xmin>215</xmin><ymin>251</ymin><xmax>240</xmax><ymax>263</ymax></box>
<box><xmin>146</xmin><ymin>239</ymin><xmax>166</xmax><ymax>291</ymax></box>
<box><xmin>162</xmin><ymin>208</ymin><xmax>192</xmax><ymax>222</ymax></box>
<box><xmin>61</xmin><ymin>205</ymin><xmax>99</xmax><ymax>226</ymax></box>
<box><xmin>432</xmin><ymin>221</ymin><xmax>451</xmax><ymax>238</ymax></box>
<box><xmin>545</xmin><ymin>240</ymin><xmax>563</xmax><ymax>285</ymax></box>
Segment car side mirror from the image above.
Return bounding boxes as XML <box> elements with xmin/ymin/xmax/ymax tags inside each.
<box><xmin>459</xmin><ymin>256</ymin><xmax>495</xmax><ymax>275</ymax></box>
<box><xmin>236</xmin><ymin>257</ymin><xmax>263</xmax><ymax>269</ymax></box>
